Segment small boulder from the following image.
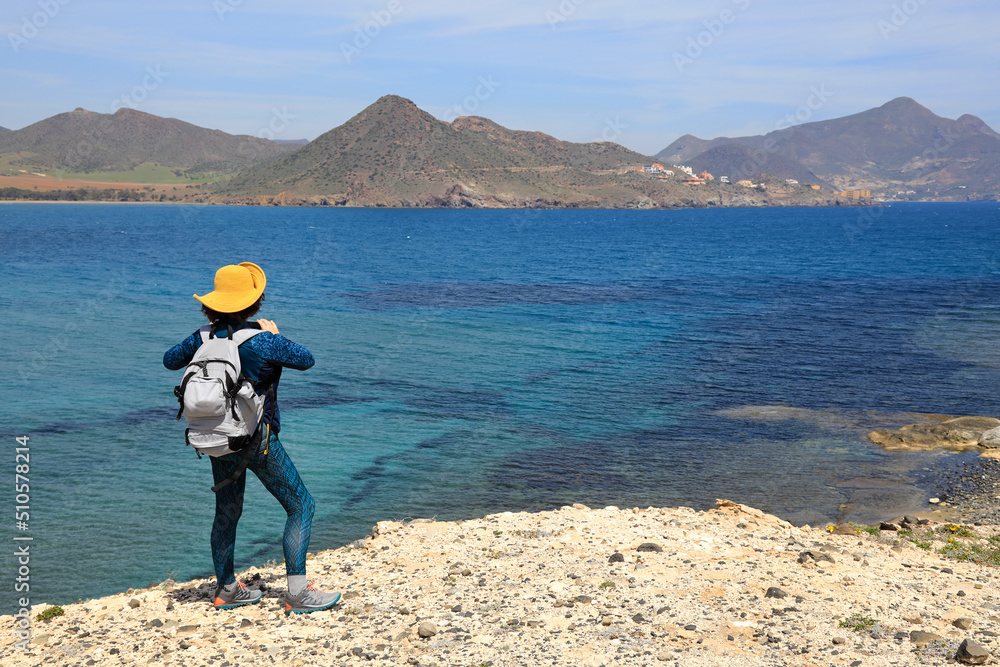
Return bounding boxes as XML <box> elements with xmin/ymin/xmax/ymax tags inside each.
<box><xmin>609</xmin><ymin>552</ymin><xmax>625</xmax><ymax>563</ymax></box>
<box><xmin>953</xmin><ymin>618</ymin><xmax>974</xmax><ymax>630</ymax></box>
<box><xmin>955</xmin><ymin>639</ymin><xmax>991</xmax><ymax>665</ymax></box>
<box><xmin>636</xmin><ymin>542</ymin><xmax>663</xmax><ymax>553</ymax></box>
<box><xmin>417</xmin><ymin>621</ymin><xmax>438</xmax><ymax>638</ymax></box>
<box><xmin>910</xmin><ymin>630</ymin><xmax>944</xmax><ymax>646</ymax></box>
<box><xmin>764</xmin><ymin>587</ymin><xmax>787</xmax><ymax>599</ymax></box>
<box><xmin>980</xmin><ymin>426</ymin><xmax>1000</xmax><ymax>449</ymax></box>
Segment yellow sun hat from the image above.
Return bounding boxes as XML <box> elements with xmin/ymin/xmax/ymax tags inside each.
<box><xmin>193</xmin><ymin>262</ymin><xmax>266</xmax><ymax>313</ymax></box>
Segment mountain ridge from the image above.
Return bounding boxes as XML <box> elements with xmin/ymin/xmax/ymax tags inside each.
<box><xmin>3</xmin><ymin>95</ymin><xmax>996</xmax><ymax>205</ymax></box>
<box><xmin>656</xmin><ymin>96</ymin><xmax>1000</xmax><ymax>199</ymax></box>
<box><xmin>0</xmin><ymin>107</ymin><xmax>297</xmax><ymax>176</ymax></box>
<box><xmin>214</xmin><ymin>95</ymin><xmax>842</xmax><ymax>208</ymax></box>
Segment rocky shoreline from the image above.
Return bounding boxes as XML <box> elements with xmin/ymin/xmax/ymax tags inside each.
<box><xmin>932</xmin><ymin>457</ymin><xmax>1000</xmax><ymax>527</ymax></box>
<box><xmin>5</xmin><ymin>497</ymin><xmax>998</xmax><ymax>667</ymax></box>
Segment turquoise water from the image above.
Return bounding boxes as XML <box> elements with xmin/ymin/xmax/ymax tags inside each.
<box><xmin>1</xmin><ymin>202</ymin><xmax>999</xmax><ymax>609</ymax></box>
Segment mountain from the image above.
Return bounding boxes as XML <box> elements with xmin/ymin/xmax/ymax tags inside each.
<box><xmin>219</xmin><ymin>95</ymin><xmax>648</xmax><ymax>198</ymax></box>
<box><xmin>657</xmin><ymin>97</ymin><xmax>1000</xmax><ymax>199</ymax></box>
<box><xmin>216</xmin><ymin>95</ymin><xmax>842</xmax><ymax>208</ymax></box>
<box><xmin>0</xmin><ymin>107</ymin><xmax>297</xmax><ymax>176</ymax></box>
<box><xmin>0</xmin><ymin>126</ymin><xmax>9</xmax><ymax>132</ymax></box>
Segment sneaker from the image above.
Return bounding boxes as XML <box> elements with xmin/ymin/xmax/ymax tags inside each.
<box><xmin>213</xmin><ymin>581</ymin><xmax>263</xmax><ymax>610</ymax></box>
<box><xmin>284</xmin><ymin>581</ymin><xmax>341</xmax><ymax>615</ymax></box>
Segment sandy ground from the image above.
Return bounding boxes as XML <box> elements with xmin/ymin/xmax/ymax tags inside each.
<box><xmin>0</xmin><ymin>173</ymin><xmax>199</xmax><ymax>192</ymax></box>
<box><xmin>3</xmin><ymin>500</ymin><xmax>997</xmax><ymax>667</ymax></box>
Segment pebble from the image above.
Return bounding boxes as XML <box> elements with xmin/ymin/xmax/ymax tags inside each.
<box><xmin>417</xmin><ymin>622</ymin><xmax>438</xmax><ymax>638</ymax></box>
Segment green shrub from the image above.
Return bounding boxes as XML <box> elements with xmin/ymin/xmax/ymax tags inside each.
<box><xmin>839</xmin><ymin>613</ymin><xmax>877</xmax><ymax>632</ymax></box>
<box><xmin>938</xmin><ymin>541</ymin><xmax>1000</xmax><ymax>566</ymax></box>
<box><xmin>36</xmin><ymin>606</ymin><xmax>65</xmax><ymax>621</ymax></box>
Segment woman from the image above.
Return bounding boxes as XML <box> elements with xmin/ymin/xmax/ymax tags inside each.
<box><xmin>164</xmin><ymin>262</ymin><xmax>340</xmax><ymax>614</ymax></box>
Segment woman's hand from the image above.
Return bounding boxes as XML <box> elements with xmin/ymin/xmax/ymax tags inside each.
<box><xmin>257</xmin><ymin>318</ymin><xmax>280</xmax><ymax>334</ymax></box>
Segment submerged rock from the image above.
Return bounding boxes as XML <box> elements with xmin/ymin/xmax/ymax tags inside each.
<box><xmin>868</xmin><ymin>416</ymin><xmax>1000</xmax><ymax>452</ymax></box>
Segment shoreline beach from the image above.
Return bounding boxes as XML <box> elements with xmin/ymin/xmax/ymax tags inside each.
<box><xmin>6</xmin><ymin>502</ymin><xmax>996</xmax><ymax>666</ymax></box>
<box><xmin>5</xmin><ymin>458</ymin><xmax>998</xmax><ymax>666</ymax></box>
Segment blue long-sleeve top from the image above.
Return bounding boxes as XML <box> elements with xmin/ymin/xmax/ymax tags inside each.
<box><xmin>164</xmin><ymin>317</ymin><xmax>314</xmax><ymax>434</ymax></box>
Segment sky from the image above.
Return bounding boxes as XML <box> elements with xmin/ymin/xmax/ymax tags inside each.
<box><xmin>2</xmin><ymin>0</ymin><xmax>999</xmax><ymax>156</ymax></box>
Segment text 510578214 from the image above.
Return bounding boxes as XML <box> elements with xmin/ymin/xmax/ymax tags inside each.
<box><xmin>14</xmin><ymin>435</ymin><xmax>32</xmax><ymax>651</ymax></box>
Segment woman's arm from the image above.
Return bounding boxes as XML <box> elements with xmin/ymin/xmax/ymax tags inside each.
<box><xmin>163</xmin><ymin>331</ymin><xmax>202</xmax><ymax>370</ymax></box>
<box><xmin>247</xmin><ymin>331</ymin><xmax>315</xmax><ymax>370</ymax></box>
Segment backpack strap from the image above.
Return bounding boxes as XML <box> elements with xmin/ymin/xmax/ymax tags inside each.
<box><xmin>231</xmin><ymin>328</ymin><xmax>265</xmax><ymax>346</ymax></box>
<box><xmin>210</xmin><ymin>424</ymin><xmax>262</xmax><ymax>493</ymax></box>
<box><xmin>197</xmin><ymin>324</ymin><xmax>264</xmax><ymax>345</ymax></box>
<box><xmin>210</xmin><ymin>383</ymin><xmax>276</xmax><ymax>493</ymax></box>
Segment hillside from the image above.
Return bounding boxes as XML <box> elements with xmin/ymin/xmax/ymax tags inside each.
<box><xmin>686</xmin><ymin>144</ymin><xmax>832</xmax><ymax>189</ymax></box>
<box><xmin>215</xmin><ymin>96</ymin><xmax>846</xmax><ymax>208</ymax></box>
<box><xmin>0</xmin><ymin>107</ymin><xmax>297</xmax><ymax>177</ymax></box>
<box><xmin>0</xmin><ymin>126</ymin><xmax>9</xmax><ymax>132</ymax></box>
<box><xmin>656</xmin><ymin>97</ymin><xmax>1000</xmax><ymax>200</ymax></box>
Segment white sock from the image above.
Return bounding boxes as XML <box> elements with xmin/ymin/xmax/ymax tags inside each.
<box><xmin>287</xmin><ymin>575</ymin><xmax>307</xmax><ymax>596</ymax></box>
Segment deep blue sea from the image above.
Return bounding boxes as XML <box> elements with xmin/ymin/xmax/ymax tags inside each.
<box><xmin>1</xmin><ymin>202</ymin><xmax>999</xmax><ymax>611</ymax></box>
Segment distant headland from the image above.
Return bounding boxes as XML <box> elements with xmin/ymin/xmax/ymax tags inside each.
<box><xmin>1</xmin><ymin>95</ymin><xmax>996</xmax><ymax>208</ymax></box>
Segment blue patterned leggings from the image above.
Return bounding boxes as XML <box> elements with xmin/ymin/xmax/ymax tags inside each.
<box><xmin>210</xmin><ymin>433</ymin><xmax>315</xmax><ymax>586</ymax></box>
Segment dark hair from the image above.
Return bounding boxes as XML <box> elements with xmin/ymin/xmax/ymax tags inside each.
<box><xmin>202</xmin><ymin>294</ymin><xmax>265</xmax><ymax>323</ymax></box>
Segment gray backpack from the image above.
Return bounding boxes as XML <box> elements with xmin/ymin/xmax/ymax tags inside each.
<box><xmin>173</xmin><ymin>325</ymin><xmax>266</xmax><ymax>490</ymax></box>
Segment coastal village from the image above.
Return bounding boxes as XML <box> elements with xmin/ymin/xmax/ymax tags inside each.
<box><xmin>634</xmin><ymin>163</ymin><xmax>872</xmax><ymax>201</ymax></box>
